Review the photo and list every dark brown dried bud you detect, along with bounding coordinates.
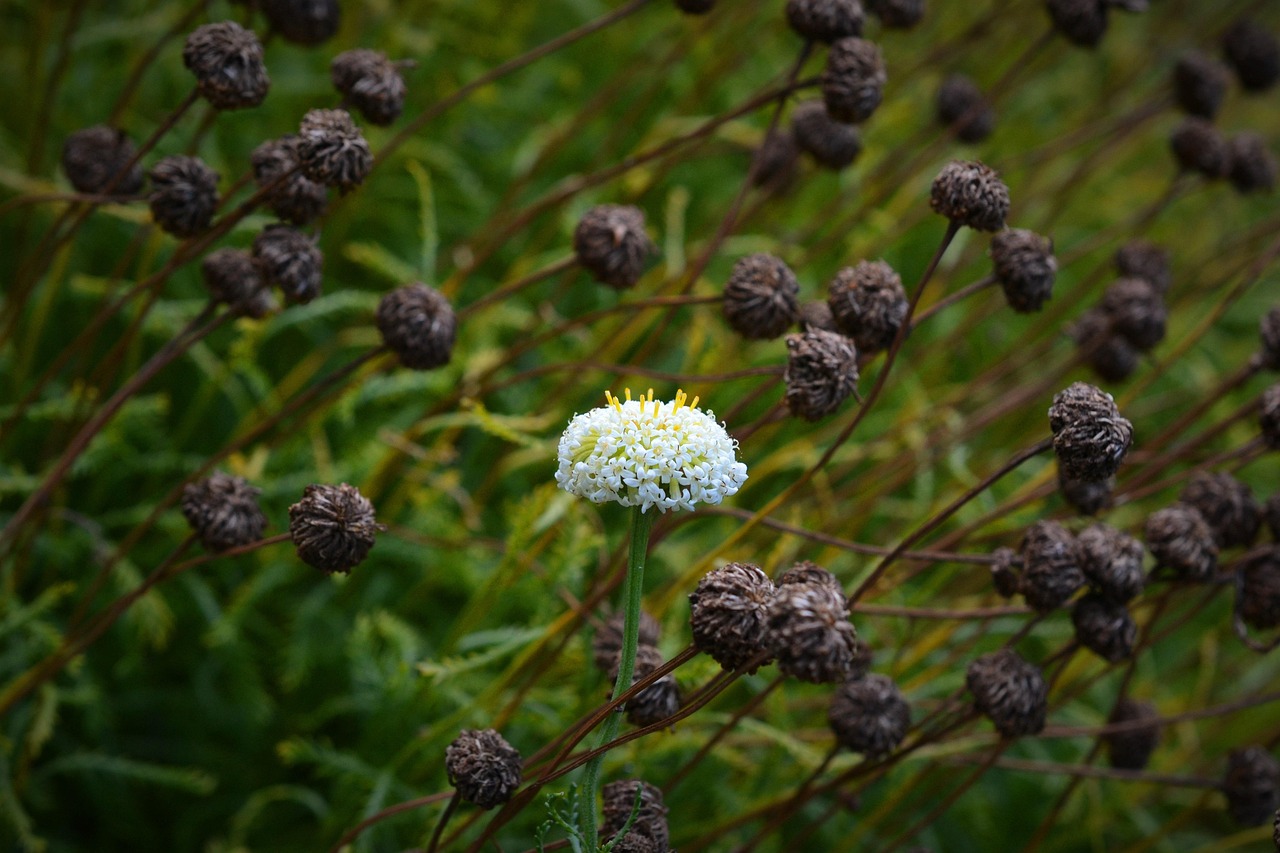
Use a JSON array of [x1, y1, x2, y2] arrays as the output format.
[[574, 204, 654, 290], [1071, 593, 1136, 661], [929, 160, 1010, 232], [1239, 547, 1280, 631], [784, 329, 860, 421], [180, 471, 268, 553], [1222, 18, 1280, 92], [723, 253, 800, 339], [1114, 239, 1171, 294], [675, 0, 716, 13], [1046, 0, 1107, 48], [776, 560, 843, 592], [1170, 117, 1231, 179], [253, 225, 323, 304], [183, 21, 269, 110], [1261, 384, 1280, 449], [610, 644, 681, 727], [792, 100, 862, 170], [1262, 308, 1280, 371], [250, 136, 328, 225], [827, 259, 907, 352], [866, 0, 924, 28], [990, 547, 1021, 598], [606, 833, 659, 853], [1180, 471, 1260, 549], [444, 728, 522, 809], [966, 648, 1048, 737], [602, 780, 669, 852], [61, 126, 144, 196], [799, 300, 839, 333], [766, 581, 858, 683], [593, 609, 662, 674], [201, 248, 272, 319], [1049, 382, 1133, 482], [1105, 699, 1159, 770], [1076, 523, 1145, 603], [1020, 520, 1084, 612], [376, 283, 457, 370], [1060, 470, 1115, 516], [1101, 277, 1166, 351], [288, 483, 380, 573], [828, 674, 911, 758], [296, 109, 372, 192], [148, 156, 219, 238], [1225, 746, 1280, 826], [689, 562, 775, 672], [935, 74, 995, 144], [1228, 132, 1278, 195], [1173, 51, 1230, 119], [751, 130, 801, 191], [261, 0, 341, 46], [1144, 504, 1218, 580], [1072, 308, 1140, 383], [331, 49, 406, 127], [990, 229, 1056, 312], [786, 0, 864, 42], [821, 38, 887, 124]]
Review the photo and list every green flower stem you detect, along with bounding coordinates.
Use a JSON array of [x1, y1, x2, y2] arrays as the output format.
[[581, 505, 655, 851]]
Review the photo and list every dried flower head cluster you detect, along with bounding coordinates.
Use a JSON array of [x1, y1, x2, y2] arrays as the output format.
[[180, 472, 267, 553], [251, 136, 329, 225], [688, 562, 775, 672], [296, 109, 373, 192], [767, 566, 859, 683], [182, 21, 269, 111], [602, 780, 669, 852], [331, 49, 407, 126], [444, 728, 522, 809], [929, 160, 1010, 232], [784, 329, 860, 421], [821, 38, 887, 123], [1144, 503, 1219, 581], [574, 204, 655, 289], [827, 259, 907, 353], [1048, 382, 1133, 483], [990, 229, 1056, 313], [827, 673, 911, 758], [722, 253, 800, 339], [148, 155, 219, 238], [967, 648, 1048, 737], [288, 483, 381, 574], [61, 126, 144, 196], [376, 283, 458, 370]]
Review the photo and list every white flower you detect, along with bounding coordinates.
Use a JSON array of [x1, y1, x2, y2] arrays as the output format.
[[555, 389, 749, 513]]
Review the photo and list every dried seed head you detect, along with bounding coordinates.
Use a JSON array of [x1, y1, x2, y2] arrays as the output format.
[[296, 109, 372, 192], [601, 780, 669, 852], [827, 259, 907, 352], [1072, 309, 1140, 383], [611, 644, 681, 727], [1101, 277, 1167, 351], [288, 483, 380, 573], [180, 471, 268, 553], [966, 648, 1048, 738], [990, 229, 1056, 313], [821, 37, 887, 123], [1114, 239, 1171, 294], [675, 0, 716, 13], [1261, 385, 1280, 449], [990, 547, 1021, 598], [593, 609, 662, 674], [376, 283, 457, 370], [1049, 382, 1134, 482], [1071, 593, 1137, 662], [1170, 117, 1231, 179], [785, 0, 865, 42], [250, 136, 328, 225], [751, 130, 801, 191], [606, 833, 659, 853], [573, 204, 654, 289], [1239, 547, 1280, 631], [201, 248, 272, 319], [1173, 51, 1230, 119], [183, 21, 269, 110], [935, 74, 995, 144], [444, 729, 522, 809], [1222, 18, 1280, 92], [776, 560, 843, 592], [799, 300, 839, 333], [828, 674, 911, 758], [1225, 746, 1280, 826], [261, 0, 341, 46], [1076, 523, 1145, 603], [253, 225, 323, 304], [1144, 503, 1218, 580], [722, 253, 800, 339], [61, 126, 144, 196], [1019, 520, 1084, 612], [1227, 132, 1278, 195], [689, 562, 775, 673], [784, 329, 860, 421], [1180, 471, 1260, 549], [1046, 0, 1108, 48], [929, 160, 1010, 232], [767, 581, 858, 683], [148, 156, 219, 239], [1060, 469, 1115, 516], [331, 49, 407, 126], [1261, 308, 1280, 371], [791, 100, 863, 170], [1105, 699, 1159, 770], [866, 0, 924, 29]]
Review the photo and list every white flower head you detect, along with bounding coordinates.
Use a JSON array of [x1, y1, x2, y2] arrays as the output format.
[[555, 388, 749, 513]]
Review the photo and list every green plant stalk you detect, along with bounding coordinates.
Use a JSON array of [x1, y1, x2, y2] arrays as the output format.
[[580, 505, 655, 851]]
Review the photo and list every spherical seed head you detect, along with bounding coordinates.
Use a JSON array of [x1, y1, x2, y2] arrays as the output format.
[[936, 74, 995, 144], [821, 37, 887, 124], [689, 562, 775, 673], [990, 547, 1021, 598], [444, 729, 522, 809], [866, 0, 925, 28], [776, 560, 843, 592], [606, 833, 659, 853], [593, 609, 662, 673], [1173, 51, 1230, 119], [253, 224, 323, 304], [250, 136, 329, 225], [1261, 385, 1280, 449], [1101, 277, 1167, 351], [1060, 469, 1115, 516], [1228, 132, 1278, 195], [201, 248, 272, 318], [296, 108, 372, 192], [610, 644, 681, 727], [766, 581, 858, 683], [930, 160, 1010, 232], [148, 155, 219, 239], [791, 100, 863, 170], [1170, 117, 1231, 179], [675, 0, 716, 13], [722, 253, 801, 340], [784, 329, 860, 421], [990, 229, 1056, 313], [966, 648, 1048, 738], [1071, 593, 1136, 662], [288, 483, 379, 573], [1114, 239, 1171, 294], [331, 49, 407, 126], [827, 259, 907, 352], [573, 204, 654, 289], [261, 0, 341, 46], [376, 283, 458, 370], [828, 673, 911, 758], [1072, 309, 1140, 383], [1048, 382, 1134, 482], [1076, 523, 1145, 603], [1105, 699, 1159, 770], [751, 129, 801, 191], [180, 471, 267, 553], [1045, 0, 1108, 48], [1240, 547, 1280, 631], [183, 21, 269, 110], [601, 780, 669, 852], [1261, 308, 1280, 371], [1222, 18, 1280, 92], [1143, 503, 1218, 580], [1225, 746, 1280, 826], [61, 126, 144, 196], [1019, 520, 1084, 612], [785, 0, 865, 42], [799, 300, 839, 333], [1180, 471, 1260, 549]]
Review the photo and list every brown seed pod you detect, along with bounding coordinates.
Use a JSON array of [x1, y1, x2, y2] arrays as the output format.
[[990, 547, 1021, 598], [376, 283, 457, 370], [1105, 699, 1160, 770], [182, 21, 269, 111], [1114, 239, 1171, 294], [1049, 382, 1134, 483], [1239, 547, 1280, 631], [296, 109, 373, 192], [990, 229, 1056, 312], [1227, 132, 1278, 195], [791, 100, 863, 170], [573, 204, 654, 289], [1045, 0, 1107, 48], [1060, 469, 1115, 516], [1180, 471, 1260, 549], [1019, 520, 1084, 612], [444, 729, 522, 809], [1222, 18, 1280, 92], [148, 156, 219, 239], [1072, 308, 1140, 383], [776, 560, 843, 592], [331, 49, 407, 126], [821, 37, 887, 124], [1071, 593, 1137, 662], [784, 329, 860, 421], [785, 0, 865, 43], [722, 253, 801, 339], [250, 136, 328, 225], [689, 562, 775, 673], [180, 471, 268, 553], [766, 581, 858, 683], [1144, 503, 1218, 580], [593, 609, 662, 674], [1261, 385, 1280, 449], [1076, 523, 1145, 604], [1224, 746, 1280, 826], [253, 225, 323, 304], [966, 648, 1048, 738], [929, 160, 1010, 232], [1173, 51, 1230, 119], [828, 674, 911, 758], [935, 74, 995, 144], [751, 130, 801, 191], [1101, 277, 1166, 352], [200, 249, 268, 318], [610, 644, 681, 728], [260, 0, 341, 46], [61, 126, 145, 196], [1170, 117, 1231, 179], [601, 780, 669, 852], [288, 483, 380, 574], [606, 832, 659, 853], [799, 300, 839, 333], [827, 259, 907, 353], [866, 0, 925, 29]]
